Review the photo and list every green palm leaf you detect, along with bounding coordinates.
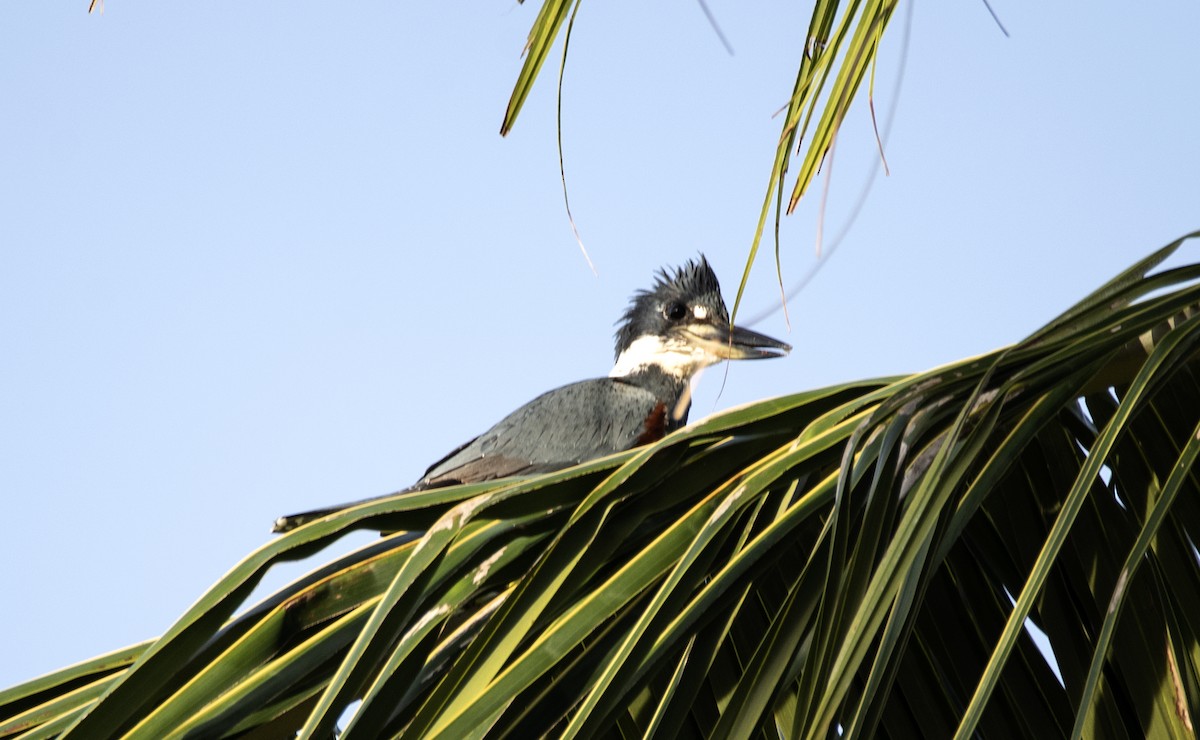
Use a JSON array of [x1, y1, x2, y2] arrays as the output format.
[[4, 232, 1199, 738], [499, 0, 899, 312]]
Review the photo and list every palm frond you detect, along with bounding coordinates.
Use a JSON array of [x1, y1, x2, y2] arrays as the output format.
[[499, 1, 899, 311], [4, 232, 1200, 739]]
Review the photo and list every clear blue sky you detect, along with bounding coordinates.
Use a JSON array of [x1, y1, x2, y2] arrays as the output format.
[[2, 2, 1198, 688]]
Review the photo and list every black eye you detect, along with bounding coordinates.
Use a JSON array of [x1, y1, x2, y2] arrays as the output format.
[[664, 302, 688, 321]]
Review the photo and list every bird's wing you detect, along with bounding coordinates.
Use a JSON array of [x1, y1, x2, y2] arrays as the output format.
[[419, 377, 665, 487], [272, 378, 667, 533]]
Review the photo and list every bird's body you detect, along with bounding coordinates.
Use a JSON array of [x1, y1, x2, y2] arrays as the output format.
[[272, 256, 788, 533]]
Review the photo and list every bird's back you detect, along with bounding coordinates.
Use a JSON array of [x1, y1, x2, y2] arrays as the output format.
[[418, 375, 684, 488]]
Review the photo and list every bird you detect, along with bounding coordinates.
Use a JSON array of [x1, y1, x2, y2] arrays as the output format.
[[271, 256, 790, 533]]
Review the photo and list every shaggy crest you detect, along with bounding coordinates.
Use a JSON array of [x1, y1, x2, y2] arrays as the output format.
[[613, 255, 729, 360]]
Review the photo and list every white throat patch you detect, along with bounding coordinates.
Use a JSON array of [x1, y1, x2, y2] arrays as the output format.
[[609, 334, 722, 379]]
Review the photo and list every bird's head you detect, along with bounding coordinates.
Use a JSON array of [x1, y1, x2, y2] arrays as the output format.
[[610, 255, 791, 379]]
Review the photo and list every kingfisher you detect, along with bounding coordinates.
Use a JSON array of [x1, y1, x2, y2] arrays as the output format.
[[272, 256, 789, 533]]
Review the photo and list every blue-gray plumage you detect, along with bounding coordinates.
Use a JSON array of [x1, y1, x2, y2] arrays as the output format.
[[272, 256, 789, 532], [418, 368, 682, 487]]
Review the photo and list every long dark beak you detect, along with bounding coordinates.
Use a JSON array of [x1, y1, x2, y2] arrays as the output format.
[[686, 322, 791, 361]]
